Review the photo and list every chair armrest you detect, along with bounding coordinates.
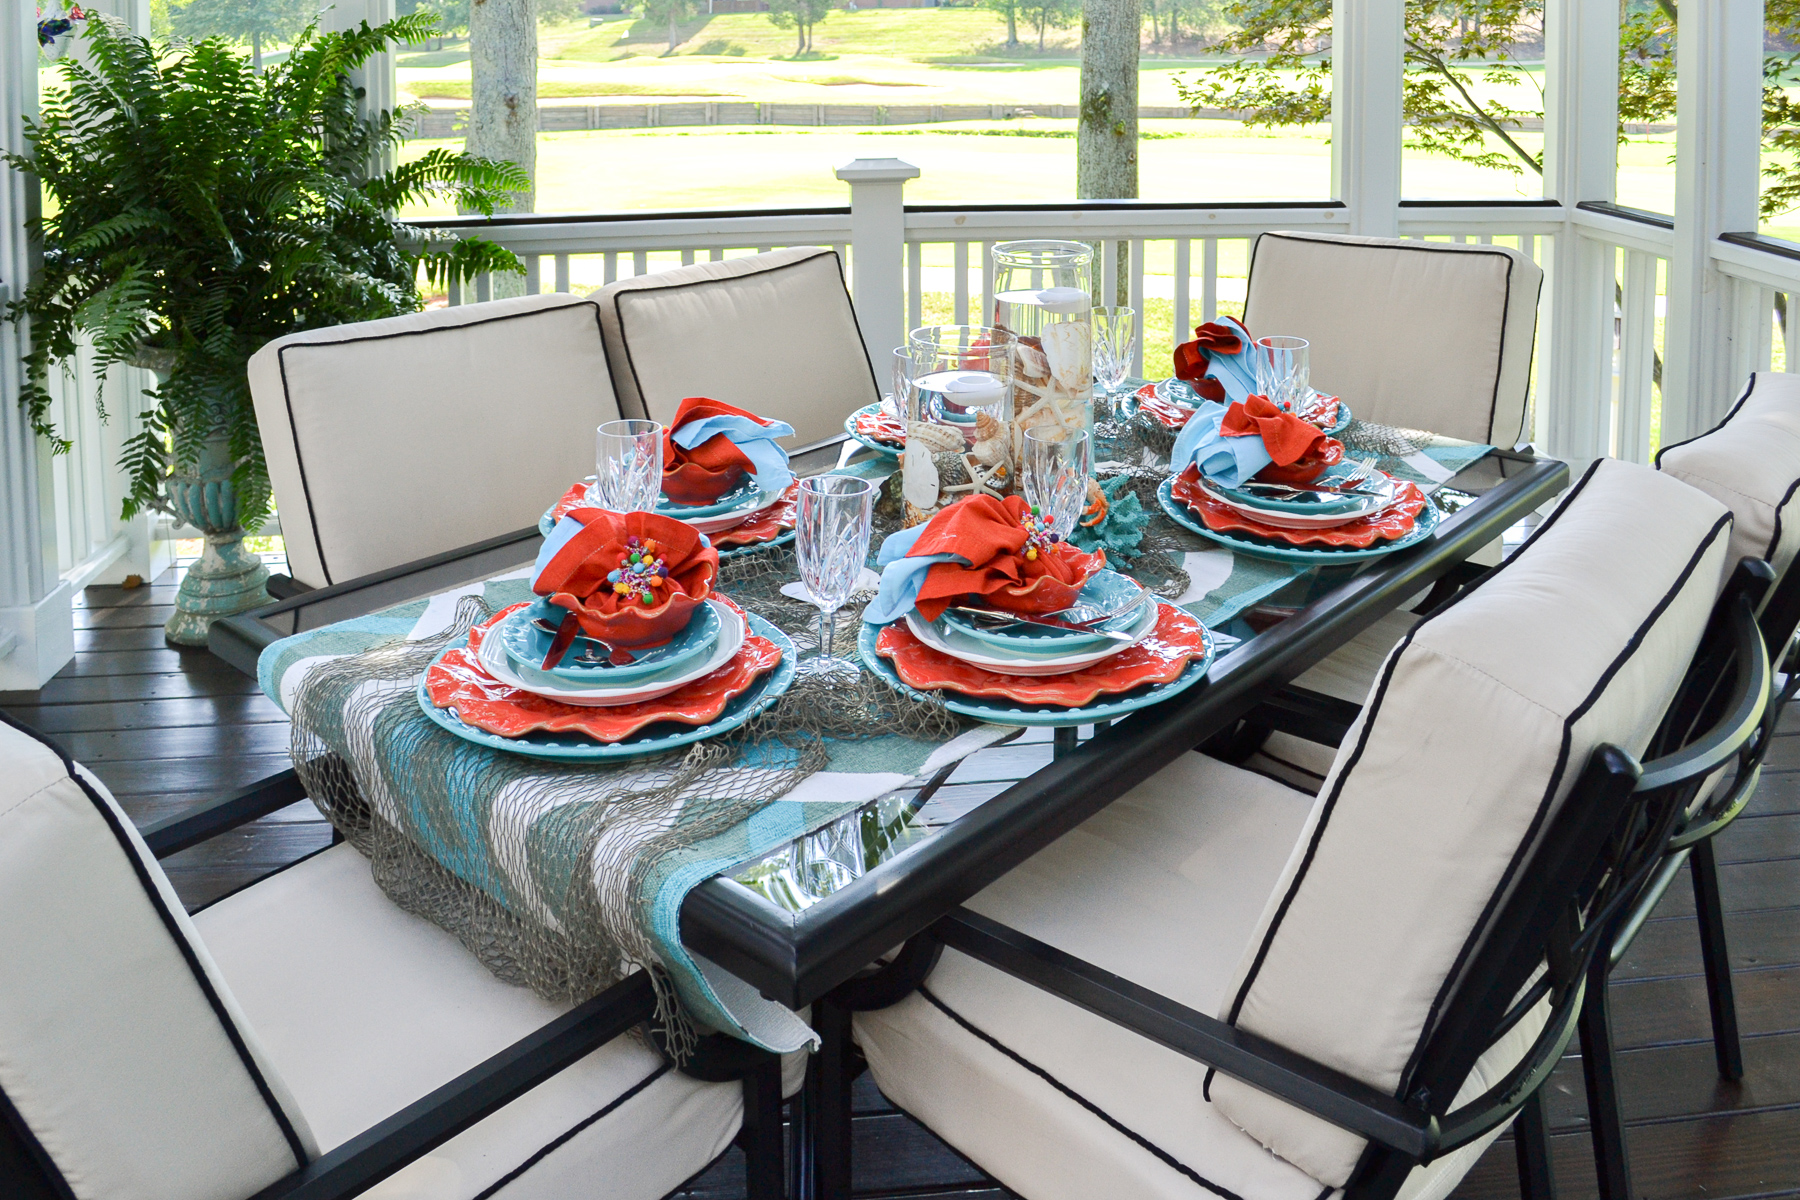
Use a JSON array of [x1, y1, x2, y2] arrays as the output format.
[[248, 971, 658, 1200], [932, 907, 1437, 1158], [265, 574, 315, 601], [141, 769, 309, 859]]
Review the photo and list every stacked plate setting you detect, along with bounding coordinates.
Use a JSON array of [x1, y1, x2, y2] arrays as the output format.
[[1192, 465, 1398, 531], [652, 477, 786, 536], [904, 570, 1154, 679], [481, 596, 746, 706]]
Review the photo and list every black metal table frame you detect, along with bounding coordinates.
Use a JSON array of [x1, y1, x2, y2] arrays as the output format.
[[210, 450, 1568, 1016]]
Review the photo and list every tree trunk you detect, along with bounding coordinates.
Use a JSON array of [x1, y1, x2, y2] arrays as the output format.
[[1078, 0, 1139, 200], [668, 9, 679, 50], [252, 29, 262, 72], [468, 0, 537, 296], [1006, 3, 1018, 46], [795, 22, 805, 53], [1036, 8, 1047, 50]]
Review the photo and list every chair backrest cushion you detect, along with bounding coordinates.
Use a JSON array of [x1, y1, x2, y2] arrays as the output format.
[[0, 714, 315, 1200], [1658, 371, 1800, 581], [1242, 232, 1543, 447], [1208, 458, 1730, 1186], [249, 294, 619, 589], [597, 247, 879, 451]]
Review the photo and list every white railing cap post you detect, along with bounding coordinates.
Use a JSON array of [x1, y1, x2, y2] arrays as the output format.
[[836, 159, 919, 378], [834, 158, 922, 184]]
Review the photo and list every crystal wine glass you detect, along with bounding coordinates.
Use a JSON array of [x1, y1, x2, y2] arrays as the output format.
[[797, 474, 876, 670], [1092, 306, 1138, 394], [1022, 426, 1091, 539], [590, 419, 664, 513], [1253, 336, 1311, 412]]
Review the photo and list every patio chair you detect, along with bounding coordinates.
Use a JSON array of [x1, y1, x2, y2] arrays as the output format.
[[833, 458, 1767, 1200], [1556, 369, 1800, 1200], [1242, 231, 1543, 448], [248, 294, 620, 592], [0, 712, 797, 1200], [594, 247, 880, 452]]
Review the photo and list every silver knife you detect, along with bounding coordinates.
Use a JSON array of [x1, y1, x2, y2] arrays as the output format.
[[945, 606, 1139, 643]]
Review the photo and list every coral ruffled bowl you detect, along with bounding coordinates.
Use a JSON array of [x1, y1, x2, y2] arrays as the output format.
[[974, 543, 1107, 618], [662, 460, 747, 506], [538, 509, 718, 649]]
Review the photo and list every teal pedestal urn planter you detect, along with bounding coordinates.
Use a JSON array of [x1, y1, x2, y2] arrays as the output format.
[[163, 433, 271, 646]]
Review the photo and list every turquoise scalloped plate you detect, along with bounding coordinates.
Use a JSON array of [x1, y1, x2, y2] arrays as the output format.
[[844, 403, 904, 460]]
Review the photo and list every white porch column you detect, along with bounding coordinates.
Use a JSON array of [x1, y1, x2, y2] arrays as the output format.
[[324, 0, 400, 167], [1661, 0, 1764, 442], [835, 158, 920, 372], [0, 0, 74, 690], [1539, 0, 1619, 462], [1331, 0, 1403, 236]]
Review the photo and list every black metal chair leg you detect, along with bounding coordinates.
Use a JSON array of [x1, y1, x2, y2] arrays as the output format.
[[1512, 1089, 1556, 1200], [740, 1053, 786, 1200], [801, 997, 855, 1200], [1690, 839, 1746, 1081], [1578, 959, 1633, 1200]]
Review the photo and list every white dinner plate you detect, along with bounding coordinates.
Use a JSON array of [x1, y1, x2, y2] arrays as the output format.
[[902, 600, 1157, 677], [476, 600, 745, 706]]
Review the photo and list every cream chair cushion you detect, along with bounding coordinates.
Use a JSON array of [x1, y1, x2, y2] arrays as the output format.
[[194, 843, 791, 1200], [1658, 371, 1800, 581], [855, 753, 1539, 1200], [1243, 232, 1543, 447], [249, 294, 619, 589], [1210, 458, 1730, 1184], [596, 247, 879, 451], [0, 715, 315, 1200]]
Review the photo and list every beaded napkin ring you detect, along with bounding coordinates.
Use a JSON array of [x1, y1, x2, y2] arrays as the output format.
[[1022, 506, 1061, 561], [606, 536, 672, 605]]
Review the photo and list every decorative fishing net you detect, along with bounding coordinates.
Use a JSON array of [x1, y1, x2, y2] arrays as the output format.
[[287, 583, 963, 1052]]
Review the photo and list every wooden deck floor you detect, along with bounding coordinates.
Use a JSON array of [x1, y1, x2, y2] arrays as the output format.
[[3, 569, 1798, 1200]]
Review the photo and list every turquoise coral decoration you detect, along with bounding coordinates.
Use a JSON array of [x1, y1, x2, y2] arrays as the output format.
[[1069, 474, 1151, 562]]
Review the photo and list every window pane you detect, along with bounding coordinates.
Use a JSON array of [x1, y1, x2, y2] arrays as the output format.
[[1761, 1, 1800, 240], [1617, 0, 1676, 215], [1399, 0, 1547, 200]]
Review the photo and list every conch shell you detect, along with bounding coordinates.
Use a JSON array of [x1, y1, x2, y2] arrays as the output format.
[[1040, 321, 1091, 391], [971, 411, 1010, 468], [906, 421, 965, 454]]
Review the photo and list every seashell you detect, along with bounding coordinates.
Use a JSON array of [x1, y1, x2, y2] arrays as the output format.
[[972, 436, 1009, 468], [934, 450, 970, 488], [906, 421, 965, 454], [974, 411, 1004, 443], [902, 440, 941, 509], [1040, 321, 1091, 392], [1015, 340, 1050, 382]]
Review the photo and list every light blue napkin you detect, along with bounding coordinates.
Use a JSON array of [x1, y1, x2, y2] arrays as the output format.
[[863, 523, 969, 625], [1169, 399, 1272, 489], [1200, 318, 1260, 406], [673, 412, 797, 493]]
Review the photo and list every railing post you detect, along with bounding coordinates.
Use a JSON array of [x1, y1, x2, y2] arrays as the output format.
[[1541, 0, 1619, 462], [0, 0, 74, 689], [1331, 0, 1402, 236], [1662, 0, 1764, 443], [835, 157, 920, 372]]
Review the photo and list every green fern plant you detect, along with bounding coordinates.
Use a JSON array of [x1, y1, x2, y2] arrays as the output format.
[[4, 12, 529, 530]]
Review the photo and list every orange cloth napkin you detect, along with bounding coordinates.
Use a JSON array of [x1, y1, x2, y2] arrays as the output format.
[[535, 508, 718, 647], [662, 397, 763, 504], [1221, 394, 1328, 468], [911, 495, 1105, 622], [1173, 321, 1249, 403]]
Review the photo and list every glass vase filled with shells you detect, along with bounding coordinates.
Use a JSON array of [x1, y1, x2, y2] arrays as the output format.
[[990, 240, 1094, 469], [899, 325, 1017, 527]]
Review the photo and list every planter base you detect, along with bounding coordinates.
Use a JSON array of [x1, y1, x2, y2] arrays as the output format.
[[166, 531, 271, 646]]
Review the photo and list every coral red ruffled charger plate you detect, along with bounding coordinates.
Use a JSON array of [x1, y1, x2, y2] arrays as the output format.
[[1171, 465, 1426, 549]]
